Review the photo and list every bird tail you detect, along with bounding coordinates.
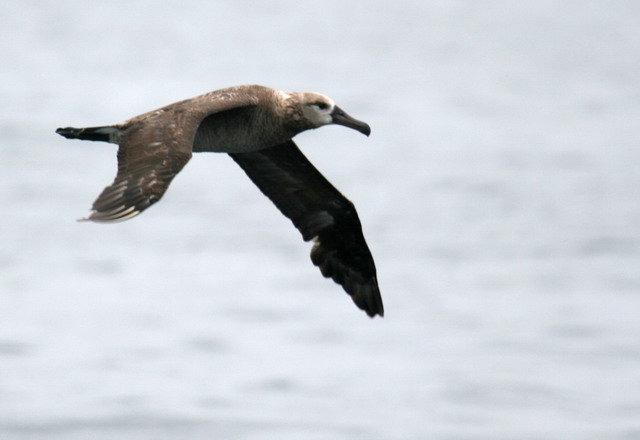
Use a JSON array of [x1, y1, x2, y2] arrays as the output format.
[[56, 125, 119, 143]]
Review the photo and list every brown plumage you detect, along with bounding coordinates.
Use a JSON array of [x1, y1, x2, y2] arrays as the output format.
[[56, 85, 383, 317]]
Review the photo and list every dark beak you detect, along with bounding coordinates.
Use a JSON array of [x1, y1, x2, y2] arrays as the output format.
[[331, 106, 371, 136]]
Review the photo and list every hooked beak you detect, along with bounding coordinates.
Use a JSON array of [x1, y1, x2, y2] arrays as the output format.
[[331, 106, 371, 136]]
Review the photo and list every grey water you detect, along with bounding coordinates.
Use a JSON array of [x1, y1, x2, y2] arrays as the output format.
[[1, 1, 640, 439]]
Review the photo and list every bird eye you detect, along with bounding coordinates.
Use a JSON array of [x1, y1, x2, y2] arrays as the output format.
[[315, 102, 328, 110]]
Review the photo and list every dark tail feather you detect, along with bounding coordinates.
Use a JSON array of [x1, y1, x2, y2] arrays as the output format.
[[56, 126, 118, 143]]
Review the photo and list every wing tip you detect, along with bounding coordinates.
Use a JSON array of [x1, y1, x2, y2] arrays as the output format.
[[310, 239, 384, 318], [354, 279, 385, 318], [78, 206, 142, 223]]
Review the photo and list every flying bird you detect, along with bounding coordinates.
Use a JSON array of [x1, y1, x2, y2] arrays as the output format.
[[56, 85, 383, 317]]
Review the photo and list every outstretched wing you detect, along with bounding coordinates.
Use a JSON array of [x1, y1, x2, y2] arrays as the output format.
[[230, 141, 383, 317], [85, 114, 193, 222], [86, 88, 261, 222]]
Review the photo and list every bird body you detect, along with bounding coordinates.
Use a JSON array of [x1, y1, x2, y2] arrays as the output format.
[[57, 85, 383, 317]]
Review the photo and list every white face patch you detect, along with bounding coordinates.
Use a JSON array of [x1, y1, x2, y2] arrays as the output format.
[[301, 93, 335, 127]]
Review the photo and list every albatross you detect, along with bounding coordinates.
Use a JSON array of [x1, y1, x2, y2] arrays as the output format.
[[56, 84, 383, 317]]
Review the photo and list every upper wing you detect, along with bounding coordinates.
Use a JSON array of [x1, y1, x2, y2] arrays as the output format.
[[86, 89, 260, 222], [85, 122, 192, 222], [230, 141, 383, 317]]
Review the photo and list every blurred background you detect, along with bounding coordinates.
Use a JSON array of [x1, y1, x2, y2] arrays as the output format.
[[1, 1, 639, 439]]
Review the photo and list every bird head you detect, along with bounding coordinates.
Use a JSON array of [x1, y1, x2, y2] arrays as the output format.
[[285, 91, 371, 136]]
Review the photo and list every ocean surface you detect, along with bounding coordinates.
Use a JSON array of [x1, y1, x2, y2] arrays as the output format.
[[1, 1, 639, 439]]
